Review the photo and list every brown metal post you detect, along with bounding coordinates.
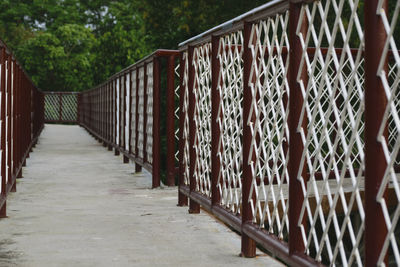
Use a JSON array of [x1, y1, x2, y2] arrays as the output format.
[[58, 92, 62, 122], [143, 64, 148, 165], [152, 57, 161, 188], [0, 47, 6, 217], [108, 82, 113, 150], [106, 83, 109, 142], [288, 2, 308, 255], [77, 93, 81, 125], [241, 22, 256, 258], [16, 65, 22, 180], [114, 79, 120, 156], [101, 87, 107, 140], [166, 55, 176, 186], [6, 54, 12, 192], [13, 63, 19, 182], [11, 58, 16, 186], [12, 62, 17, 182], [120, 75, 124, 152], [188, 45, 200, 214], [211, 35, 221, 206], [89, 92, 92, 130], [365, 0, 388, 266], [178, 52, 188, 206]]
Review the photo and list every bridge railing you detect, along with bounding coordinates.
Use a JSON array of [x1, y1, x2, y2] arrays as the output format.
[[44, 92, 79, 124], [177, 0, 400, 266], [79, 50, 180, 188], [0, 40, 45, 218]]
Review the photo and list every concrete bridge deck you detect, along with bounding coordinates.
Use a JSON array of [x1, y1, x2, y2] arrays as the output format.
[[0, 124, 283, 266]]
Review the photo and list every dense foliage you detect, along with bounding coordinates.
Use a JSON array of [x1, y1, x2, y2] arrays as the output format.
[[0, 0, 266, 91]]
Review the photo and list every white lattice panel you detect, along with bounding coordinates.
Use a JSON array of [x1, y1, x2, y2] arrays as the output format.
[[61, 94, 77, 122], [116, 79, 120, 145], [44, 94, 59, 121], [376, 1, 400, 266], [146, 63, 154, 164], [130, 70, 137, 154], [125, 73, 130, 151], [247, 12, 290, 238], [182, 52, 190, 186], [175, 63, 180, 163], [193, 43, 212, 196], [217, 31, 244, 214], [297, 1, 365, 266], [120, 76, 125, 146], [138, 67, 145, 159]]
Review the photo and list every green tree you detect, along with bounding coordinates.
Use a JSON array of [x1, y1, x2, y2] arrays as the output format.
[[136, 0, 267, 49], [0, 0, 282, 91], [18, 24, 96, 91]]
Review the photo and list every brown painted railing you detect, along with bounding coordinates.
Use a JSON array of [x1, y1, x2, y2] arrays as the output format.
[[75, 0, 400, 265], [176, 0, 400, 266], [2, 0, 399, 265], [44, 92, 79, 123], [0, 40, 45, 217], [79, 50, 180, 188]]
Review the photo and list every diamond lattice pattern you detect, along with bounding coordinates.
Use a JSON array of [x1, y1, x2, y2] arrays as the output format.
[[296, 1, 365, 266], [376, 0, 400, 266], [247, 11, 290, 239], [193, 43, 212, 197], [146, 63, 154, 164], [217, 31, 244, 214]]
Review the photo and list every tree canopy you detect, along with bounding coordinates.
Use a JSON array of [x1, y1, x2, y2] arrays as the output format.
[[0, 0, 266, 91]]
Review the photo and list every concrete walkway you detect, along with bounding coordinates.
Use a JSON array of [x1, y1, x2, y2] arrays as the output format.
[[0, 124, 284, 267]]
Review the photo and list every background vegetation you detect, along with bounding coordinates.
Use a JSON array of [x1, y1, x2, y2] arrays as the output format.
[[0, 0, 266, 91]]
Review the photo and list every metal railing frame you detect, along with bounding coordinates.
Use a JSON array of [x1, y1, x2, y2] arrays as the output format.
[[177, 0, 398, 266], [0, 39, 45, 218], [44, 91, 79, 124], [79, 50, 180, 188], [65, 0, 399, 265]]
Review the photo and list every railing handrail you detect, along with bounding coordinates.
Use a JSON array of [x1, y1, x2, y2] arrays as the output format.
[[44, 91, 79, 94], [0, 37, 45, 218], [83, 49, 180, 94], [79, 48, 180, 188]]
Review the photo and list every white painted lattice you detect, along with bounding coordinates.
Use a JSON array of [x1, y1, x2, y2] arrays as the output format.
[[116, 79, 120, 145], [174, 63, 180, 163], [297, 1, 365, 266], [137, 67, 145, 159], [44, 94, 59, 121], [130, 70, 137, 154], [125, 73, 130, 151], [120, 75, 125, 147], [376, 1, 400, 266], [193, 43, 212, 197], [60, 94, 78, 121], [45, 93, 78, 122], [182, 52, 190, 186], [146, 63, 154, 164], [247, 11, 290, 238], [217, 31, 244, 214]]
